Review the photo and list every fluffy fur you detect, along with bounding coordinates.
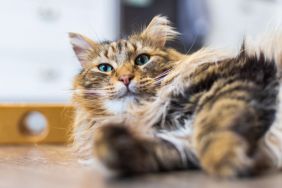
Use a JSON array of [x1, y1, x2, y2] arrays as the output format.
[[69, 15, 282, 178]]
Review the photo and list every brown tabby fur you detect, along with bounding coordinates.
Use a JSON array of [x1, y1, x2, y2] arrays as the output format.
[[69, 16, 282, 178]]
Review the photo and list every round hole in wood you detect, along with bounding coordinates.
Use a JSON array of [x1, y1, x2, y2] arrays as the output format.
[[20, 111, 48, 136]]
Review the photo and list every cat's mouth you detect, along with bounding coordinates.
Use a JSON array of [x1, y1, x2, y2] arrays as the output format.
[[119, 88, 136, 98], [115, 82, 138, 98], [116, 81, 154, 99]]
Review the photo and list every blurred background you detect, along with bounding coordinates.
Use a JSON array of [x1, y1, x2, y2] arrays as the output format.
[[0, 0, 281, 103]]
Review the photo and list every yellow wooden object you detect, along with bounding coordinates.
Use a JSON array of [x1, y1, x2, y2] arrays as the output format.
[[0, 104, 74, 144]]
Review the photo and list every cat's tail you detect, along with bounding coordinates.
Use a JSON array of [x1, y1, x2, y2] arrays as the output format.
[[241, 31, 282, 173], [243, 31, 282, 78], [257, 81, 282, 172], [257, 84, 282, 171], [246, 31, 282, 171]]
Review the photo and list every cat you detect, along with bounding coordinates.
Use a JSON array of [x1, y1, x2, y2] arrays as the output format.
[[69, 15, 282, 178]]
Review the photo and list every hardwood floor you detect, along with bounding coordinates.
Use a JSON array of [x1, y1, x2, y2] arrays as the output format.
[[0, 145, 281, 188]]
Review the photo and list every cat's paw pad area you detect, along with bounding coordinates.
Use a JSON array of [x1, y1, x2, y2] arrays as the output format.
[[93, 125, 153, 173], [199, 132, 253, 178]]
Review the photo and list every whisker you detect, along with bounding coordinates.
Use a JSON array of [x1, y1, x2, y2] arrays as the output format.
[[185, 35, 198, 55], [154, 68, 173, 79], [71, 88, 115, 93], [69, 86, 115, 90]]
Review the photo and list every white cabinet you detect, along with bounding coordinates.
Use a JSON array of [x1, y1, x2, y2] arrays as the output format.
[[0, 0, 120, 102]]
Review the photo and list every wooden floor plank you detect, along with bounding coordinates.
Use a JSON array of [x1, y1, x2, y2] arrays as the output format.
[[0, 146, 281, 188]]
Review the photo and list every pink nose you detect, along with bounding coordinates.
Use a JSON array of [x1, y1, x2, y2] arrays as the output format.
[[118, 75, 134, 86]]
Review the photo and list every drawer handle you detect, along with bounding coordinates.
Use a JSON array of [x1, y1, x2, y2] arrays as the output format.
[[20, 111, 48, 137]]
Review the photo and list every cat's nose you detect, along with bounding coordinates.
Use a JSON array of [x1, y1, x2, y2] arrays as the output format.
[[118, 74, 134, 86]]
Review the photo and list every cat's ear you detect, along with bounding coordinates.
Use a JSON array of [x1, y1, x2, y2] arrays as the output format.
[[141, 15, 179, 47], [68, 32, 99, 67]]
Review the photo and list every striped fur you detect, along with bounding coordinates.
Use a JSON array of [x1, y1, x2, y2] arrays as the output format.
[[70, 16, 183, 160], [69, 16, 282, 178]]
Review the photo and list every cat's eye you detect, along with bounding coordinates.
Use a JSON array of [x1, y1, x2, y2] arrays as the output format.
[[135, 54, 150, 66], [98, 63, 113, 72]]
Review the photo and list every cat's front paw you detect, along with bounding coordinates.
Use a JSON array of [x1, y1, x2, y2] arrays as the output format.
[[93, 124, 155, 174], [199, 132, 253, 178]]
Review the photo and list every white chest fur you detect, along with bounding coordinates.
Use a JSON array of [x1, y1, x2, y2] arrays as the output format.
[[103, 96, 136, 115]]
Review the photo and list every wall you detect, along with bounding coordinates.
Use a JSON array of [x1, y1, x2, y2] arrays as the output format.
[[0, 0, 120, 102]]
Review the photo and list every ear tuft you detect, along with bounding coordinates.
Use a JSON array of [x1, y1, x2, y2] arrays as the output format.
[[68, 32, 99, 67], [141, 15, 179, 47]]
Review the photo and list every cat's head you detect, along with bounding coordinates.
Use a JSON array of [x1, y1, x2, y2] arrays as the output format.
[[70, 16, 182, 115]]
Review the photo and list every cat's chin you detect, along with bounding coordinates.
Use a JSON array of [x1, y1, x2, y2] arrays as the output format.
[[119, 91, 136, 98], [104, 95, 137, 115], [116, 87, 138, 98]]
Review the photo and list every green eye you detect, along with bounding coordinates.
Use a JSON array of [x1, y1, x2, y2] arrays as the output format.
[[98, 63, 113, 72], [135, 54, 150, 66]]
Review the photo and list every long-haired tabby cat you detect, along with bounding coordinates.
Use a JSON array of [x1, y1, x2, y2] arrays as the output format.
[[69, 16, 282, 178]]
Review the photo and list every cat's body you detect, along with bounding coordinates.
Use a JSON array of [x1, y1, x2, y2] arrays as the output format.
[[69, 16, 282, 177]]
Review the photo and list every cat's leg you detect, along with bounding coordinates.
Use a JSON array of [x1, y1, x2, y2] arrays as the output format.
[[193, 89, 269, 177], [93, 124, 198, 174]]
